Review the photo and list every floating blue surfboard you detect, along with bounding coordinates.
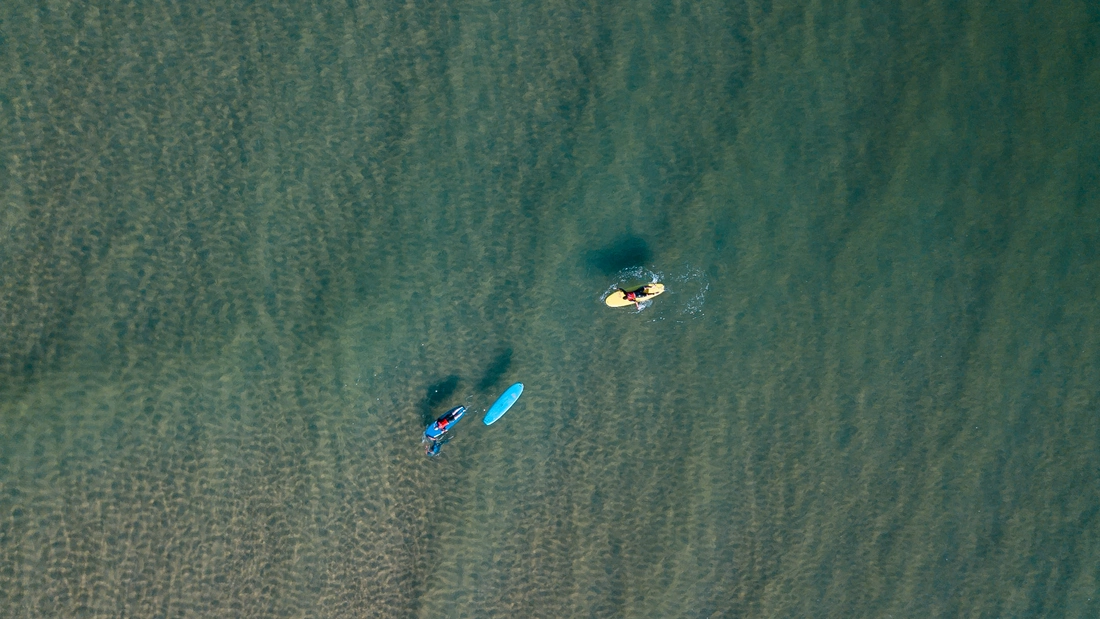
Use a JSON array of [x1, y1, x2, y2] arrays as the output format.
[[484, 383, 523, 425]]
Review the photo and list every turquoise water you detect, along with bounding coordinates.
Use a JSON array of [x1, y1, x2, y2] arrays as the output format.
[[2, 0, 1099, 616]]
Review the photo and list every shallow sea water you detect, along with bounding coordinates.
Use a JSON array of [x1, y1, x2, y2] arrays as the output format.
[[2, 0, 1099, 617]]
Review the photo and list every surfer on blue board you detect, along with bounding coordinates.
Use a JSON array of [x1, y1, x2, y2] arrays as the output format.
[[423, 405, 465, 457]]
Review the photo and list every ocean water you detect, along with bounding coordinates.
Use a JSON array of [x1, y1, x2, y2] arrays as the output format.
[[2, 0, 1099, 617]]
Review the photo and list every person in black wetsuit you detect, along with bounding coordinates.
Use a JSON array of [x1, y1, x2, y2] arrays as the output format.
[[620, 285, 649, 309], [424, 406, 464, 456], [436, 407, 462, 430]]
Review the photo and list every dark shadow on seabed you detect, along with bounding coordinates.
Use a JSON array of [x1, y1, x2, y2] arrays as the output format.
[[585, 235, 653, 276], [420, 374, 462, 427], [476, 347, 513, 392]]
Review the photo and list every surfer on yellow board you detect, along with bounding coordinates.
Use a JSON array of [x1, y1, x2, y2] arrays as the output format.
[[605, 283, 665, 309], [623, 288, 645, 309]]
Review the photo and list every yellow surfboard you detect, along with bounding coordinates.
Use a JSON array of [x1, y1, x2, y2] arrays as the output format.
[[605, 283, 665, 308]]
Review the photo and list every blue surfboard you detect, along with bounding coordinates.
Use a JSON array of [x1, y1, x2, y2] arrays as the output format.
[[484, 383, 523, 425]]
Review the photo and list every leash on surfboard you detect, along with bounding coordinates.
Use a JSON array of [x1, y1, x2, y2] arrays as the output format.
[[423, 433, 451, 457]]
